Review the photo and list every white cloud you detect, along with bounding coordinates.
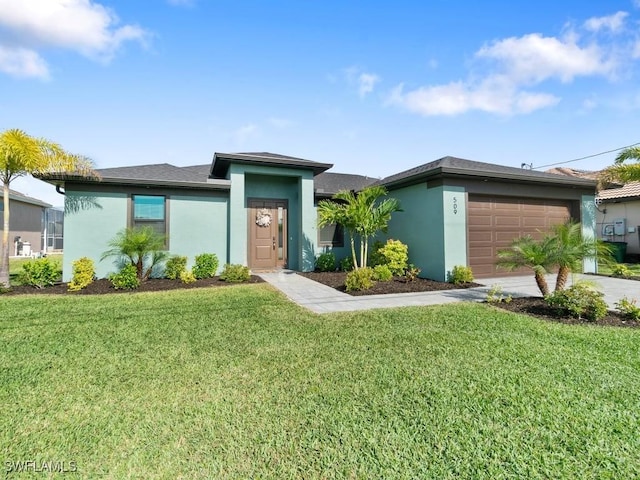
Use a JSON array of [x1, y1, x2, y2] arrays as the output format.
[[584, 11, 628, 32], [390, 14, 632, 117], [0, 46, 49, 79], [344, 66, 380, 97], [0, 0, 148, 78]]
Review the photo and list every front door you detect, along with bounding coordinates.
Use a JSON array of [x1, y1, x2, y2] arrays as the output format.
[[248, 199, 287, 270]]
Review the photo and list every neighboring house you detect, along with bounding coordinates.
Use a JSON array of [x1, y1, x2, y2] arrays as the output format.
[[547, 167, 639, 259], [39, 152, 597, 282], [0, 189, 51, 256]]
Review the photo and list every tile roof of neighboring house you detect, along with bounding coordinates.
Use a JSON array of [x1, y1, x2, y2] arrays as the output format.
[[210, 152, 333, 178], [378, 156, 597, 188], [597, 181, 640, 200], [314, 172, 378, 196], [545, 167, 600, 180], [0, 189, 51, 208]]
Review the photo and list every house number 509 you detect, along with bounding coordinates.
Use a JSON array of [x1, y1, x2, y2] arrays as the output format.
[[453, 197, 458, 215]]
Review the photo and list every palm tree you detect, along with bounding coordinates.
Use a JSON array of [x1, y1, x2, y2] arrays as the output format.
[[548, 220, 614, 291], [600, 146, 640, 186], [0, 129, 96, 286], [496, 234, 556, 296], [101, 226, 168, 280], [317, 186, 401, 269]]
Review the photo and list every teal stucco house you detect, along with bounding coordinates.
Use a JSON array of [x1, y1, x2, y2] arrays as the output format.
[[40, 152, 598, 282]]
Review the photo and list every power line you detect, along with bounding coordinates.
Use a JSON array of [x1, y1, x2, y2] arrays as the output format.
[[532, 141, 640, 170]]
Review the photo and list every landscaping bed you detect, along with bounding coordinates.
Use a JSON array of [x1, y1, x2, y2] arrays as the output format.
[[490, 296, 639, 328], [299, 271, 480, 296], [3, 276, 264, 295]]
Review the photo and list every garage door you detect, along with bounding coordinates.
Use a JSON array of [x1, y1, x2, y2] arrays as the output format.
[[468, 195, 572, 278]]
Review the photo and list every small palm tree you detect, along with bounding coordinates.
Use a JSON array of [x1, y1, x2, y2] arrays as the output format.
[[600, 146, 640, 186], [548, 221, 614, 291], [317, 186, 401, 269], [496, 234, 556, 296], [101, 226, 168, 280]]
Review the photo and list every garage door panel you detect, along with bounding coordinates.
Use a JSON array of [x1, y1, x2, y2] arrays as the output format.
[[468, 195, 571, 278]]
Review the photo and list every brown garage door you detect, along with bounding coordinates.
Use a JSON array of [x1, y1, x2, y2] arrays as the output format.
[[468, 195, 572, 278]]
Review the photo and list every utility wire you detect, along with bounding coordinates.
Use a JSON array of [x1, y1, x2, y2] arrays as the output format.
[[532, 141, 640, 170]]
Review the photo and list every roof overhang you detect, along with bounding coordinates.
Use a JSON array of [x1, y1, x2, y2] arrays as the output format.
[[36, 173, 231, 191], [210, 152, 333, 178]]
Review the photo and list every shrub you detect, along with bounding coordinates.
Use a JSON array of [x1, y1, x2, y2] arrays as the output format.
[[615, 297, 640, 320], [404, 264, 421, 282], [109, 264, 140, 290], [220, 264, 250, 283], [345, 267, 374, 292], [17, 258, 61, 288], [165, 255, 187, 280], [316, 252, 336, 272], [340, 256, 355, 272], [545, 282, 608, 321], [374, 239, 408, 276], [68, 257, 95, 292], [448, 265, 474, 284], [368, 240, 386, 267], [611, 263, 632, 278], [372, 264, 393, 282], [486, 285, 512, 304], [192, 253, 219, 279], [179, 270, 197, 284], [101, 226, 168, 280]]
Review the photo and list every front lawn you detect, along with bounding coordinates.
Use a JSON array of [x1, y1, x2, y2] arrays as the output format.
[[2, 285, 639, 478]]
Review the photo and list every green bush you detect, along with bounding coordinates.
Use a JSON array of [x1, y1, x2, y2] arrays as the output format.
[[68, 257, 95, 292], [109, 264, 140, 290], [345, 267, 374, 292], [315, 252, 336, 272], [404, 264, 421, 282], [101, 226, 168, 281], [368, 240, 386, 267], [545, 283, 608, 321], [179, 270, 197, 284], [611, 263, 632, 278], [220, 264, 250, 283], [486, 285, 512, 304], [165, 255, 187, 280], [192, 253, 219, 279], [17, 258, 61, 288], [615, 297, 640, 320], [448, 265, 474, 284], [372, 264, 393, 282], [374, 239, 408, 276], [340, 256, 355, 272]]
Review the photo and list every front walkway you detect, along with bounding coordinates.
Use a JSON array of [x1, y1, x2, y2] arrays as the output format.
[[258, 271, 639, 314]]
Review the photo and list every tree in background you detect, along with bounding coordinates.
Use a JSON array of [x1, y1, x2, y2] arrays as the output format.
[[0, 129, 96, 286], [600, 146, 640, 186], [317, 186, 401, 269]]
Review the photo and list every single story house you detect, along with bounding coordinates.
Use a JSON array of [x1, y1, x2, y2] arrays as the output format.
[[39, 152, 598, 282], [0, 189, 51, 256]]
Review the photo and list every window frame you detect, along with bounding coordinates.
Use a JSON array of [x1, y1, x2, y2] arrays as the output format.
[[129, 194, 170, 248], [318, 222, 344, 248]]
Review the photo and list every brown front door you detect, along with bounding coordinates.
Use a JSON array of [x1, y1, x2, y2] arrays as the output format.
[[248, 199, 287, 270]]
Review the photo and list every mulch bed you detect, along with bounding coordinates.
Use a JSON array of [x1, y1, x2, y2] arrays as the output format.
[[490, 296, 639, 328], [299, 271, 480, 296], [2, 276, 264, 296]]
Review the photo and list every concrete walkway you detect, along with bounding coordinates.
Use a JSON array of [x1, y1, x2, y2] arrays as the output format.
[[258, 270, 640, 314]]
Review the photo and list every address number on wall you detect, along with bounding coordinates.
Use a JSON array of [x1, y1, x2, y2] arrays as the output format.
[[453, 197, 458, 215]]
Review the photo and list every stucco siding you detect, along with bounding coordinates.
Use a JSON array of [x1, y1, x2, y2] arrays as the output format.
[[597, 199, 640, 255]]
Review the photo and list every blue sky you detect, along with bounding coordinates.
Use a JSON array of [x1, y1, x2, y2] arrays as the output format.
[[2, 0, 640, 206]]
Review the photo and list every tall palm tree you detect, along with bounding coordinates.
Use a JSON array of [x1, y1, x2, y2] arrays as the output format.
[[0, 129, 96, 286], [600, 146, 640, 186], [548, 221, 613, 291], [317, 186, 401, 269], [496, 234, 556, 296]]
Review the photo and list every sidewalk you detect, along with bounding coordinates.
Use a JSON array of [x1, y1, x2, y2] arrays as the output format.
[[258, 271, 639, 314]]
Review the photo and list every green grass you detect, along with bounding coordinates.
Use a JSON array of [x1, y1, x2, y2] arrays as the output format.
[[598, 262, 640, 277], [2, 285, 640, 478]]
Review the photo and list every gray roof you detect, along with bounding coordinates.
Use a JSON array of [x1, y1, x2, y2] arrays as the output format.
[[314, 172, 378, 196], [0, 189, 51, 208], [211, 152, 332, 178], [96, 163, 212, 183], [378, 156, 598, 188]]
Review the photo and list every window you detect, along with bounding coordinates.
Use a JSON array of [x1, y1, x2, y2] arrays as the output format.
[[132, 195, 166, 237], [318, 223, 344, 247]]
